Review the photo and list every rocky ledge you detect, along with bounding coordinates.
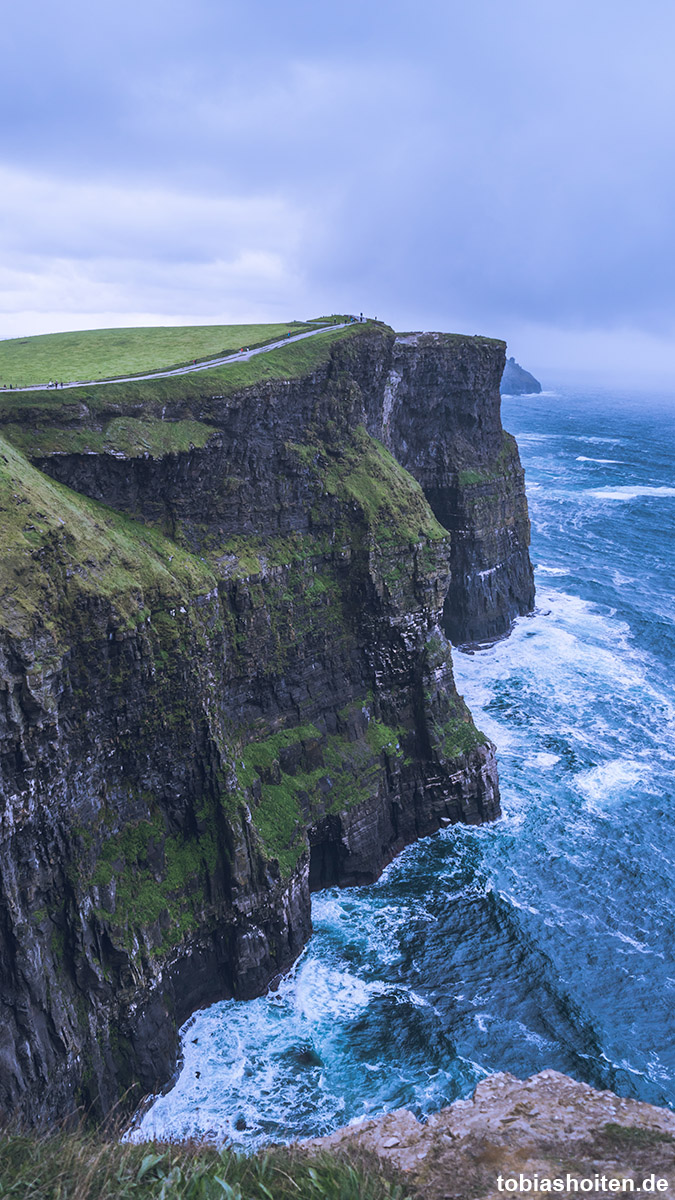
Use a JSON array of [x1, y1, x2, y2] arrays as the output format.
[[306, 1070, 675, 1200], [0, 320, 533, 1123]]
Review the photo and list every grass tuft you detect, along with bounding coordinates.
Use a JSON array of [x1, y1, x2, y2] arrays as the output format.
[[0, 1126, 413, 1199]]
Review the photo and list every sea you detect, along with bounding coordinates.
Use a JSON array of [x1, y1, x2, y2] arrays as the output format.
[[133, 379, 675, 1148]]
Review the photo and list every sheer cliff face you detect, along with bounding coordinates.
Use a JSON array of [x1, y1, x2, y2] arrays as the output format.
[[0, 323, 531, 1123], [369, 333, 535, 644]]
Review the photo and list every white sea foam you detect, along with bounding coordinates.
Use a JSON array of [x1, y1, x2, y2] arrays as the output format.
[[577, 436, 624, 445], [588, 485, 675, 501], [514, 433, 563, 443], [575, 456, 622, 463], [293, 960, 384, 1022], [453, 587, 675, 792], [131, 953, 400, 1146], [612, 570, 637, 586], [612, 930, 651, 954], [525, 751, 561, 768], [575, 759, 646, 806]]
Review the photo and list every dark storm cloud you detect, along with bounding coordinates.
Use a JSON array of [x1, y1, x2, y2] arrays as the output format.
[[3, 0, 675, 357]]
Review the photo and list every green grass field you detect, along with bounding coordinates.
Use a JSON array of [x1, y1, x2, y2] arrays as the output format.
[[0, 322, 375, 434], [0, 322, 324, 388]]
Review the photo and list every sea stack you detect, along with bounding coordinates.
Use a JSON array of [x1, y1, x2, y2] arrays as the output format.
[[501, 356, 542, 395]]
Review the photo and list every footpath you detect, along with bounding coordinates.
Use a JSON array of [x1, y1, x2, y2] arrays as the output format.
[[4, 320, 355, 393]]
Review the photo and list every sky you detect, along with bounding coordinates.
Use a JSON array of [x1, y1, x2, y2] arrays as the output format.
[[3, 0, 675, 379]]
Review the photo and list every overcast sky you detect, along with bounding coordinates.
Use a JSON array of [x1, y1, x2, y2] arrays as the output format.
[[3, 0, 675, 378]]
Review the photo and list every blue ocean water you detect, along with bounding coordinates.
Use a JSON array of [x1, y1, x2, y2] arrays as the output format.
[[134, 382, 675, 1148]]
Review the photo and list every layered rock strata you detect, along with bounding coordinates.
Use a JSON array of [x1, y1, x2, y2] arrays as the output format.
[[0, 321, 531, 1123]]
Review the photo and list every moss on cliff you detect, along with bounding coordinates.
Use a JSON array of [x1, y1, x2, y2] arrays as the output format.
[[293, 426, 446, 549], [457, 432, 522, 489], [233, 711, 407, 877], [90, 813, 219, 952]]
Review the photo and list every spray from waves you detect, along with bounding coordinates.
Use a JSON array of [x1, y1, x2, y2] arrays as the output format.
[[455, 581, 675, 789], [132, 954, 392, 1147]]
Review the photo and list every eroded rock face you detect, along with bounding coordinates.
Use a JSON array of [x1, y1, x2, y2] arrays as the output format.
[[305, 1070, 675, 1200], [0, 323, 528, 1123]]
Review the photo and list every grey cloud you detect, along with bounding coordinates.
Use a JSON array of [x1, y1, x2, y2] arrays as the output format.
[[3, 0, 675, 357]]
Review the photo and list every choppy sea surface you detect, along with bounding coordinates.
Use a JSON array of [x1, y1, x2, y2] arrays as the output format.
[[134, 381, 675, 1148]]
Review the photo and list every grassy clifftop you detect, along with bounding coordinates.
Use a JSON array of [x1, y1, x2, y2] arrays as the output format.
[[0, 321, 379, 436], [0, 321, 329, 388]]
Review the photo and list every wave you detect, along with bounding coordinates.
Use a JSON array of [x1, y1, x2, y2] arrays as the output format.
[[577, 436, 625, 445], [575, 456, 623, 464], [588, 485, 675, 501], [574, 758, 647, 807]]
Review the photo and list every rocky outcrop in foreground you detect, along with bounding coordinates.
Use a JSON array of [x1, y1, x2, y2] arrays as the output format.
[[306, 1071, 675, 1200], [501, 356, 542, 395]]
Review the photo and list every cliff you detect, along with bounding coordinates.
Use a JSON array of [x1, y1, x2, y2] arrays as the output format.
[[501, 355, 542, 395], [0, 321, 533, 1123]]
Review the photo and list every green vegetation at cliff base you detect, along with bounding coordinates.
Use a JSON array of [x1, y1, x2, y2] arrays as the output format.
[[235, 711, 407, 877], [0, 1129, 412, 1200]]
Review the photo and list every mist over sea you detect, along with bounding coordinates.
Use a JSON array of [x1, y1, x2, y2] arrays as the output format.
[[135, 381, 675, 1148]]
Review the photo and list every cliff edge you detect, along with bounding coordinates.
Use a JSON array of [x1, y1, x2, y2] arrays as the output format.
[[306, 1070, 675, 1200], [0, 321, 533, 1123]]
